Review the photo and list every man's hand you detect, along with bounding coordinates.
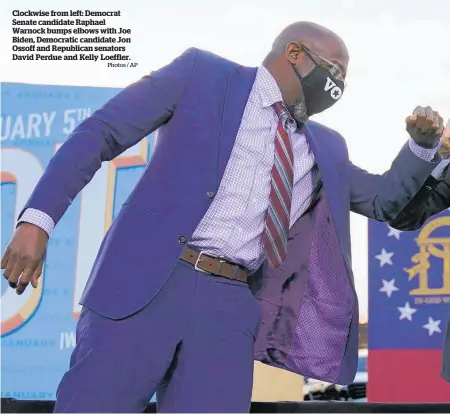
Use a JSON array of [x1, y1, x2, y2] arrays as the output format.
[[439, 120, 450, 159], [406, 106, 444, 149], [1, 223, 48, 295]]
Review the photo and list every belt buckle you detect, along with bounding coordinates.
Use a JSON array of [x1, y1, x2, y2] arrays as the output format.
[[194, 251, 211, 274], [230, 265, 239, 280]]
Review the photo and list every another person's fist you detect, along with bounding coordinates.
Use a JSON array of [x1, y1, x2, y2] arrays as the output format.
[[406, 106, 444, 148], [439, 120, 450, 159]]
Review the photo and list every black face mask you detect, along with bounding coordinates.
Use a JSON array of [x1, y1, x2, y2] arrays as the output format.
[[292, 63, 345, 116]]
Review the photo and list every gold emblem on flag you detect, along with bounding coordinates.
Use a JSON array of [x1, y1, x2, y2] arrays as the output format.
[[403, 216, 450, 304]]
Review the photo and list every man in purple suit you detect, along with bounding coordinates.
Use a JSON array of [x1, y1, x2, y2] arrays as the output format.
[[1, 21, 446, 412]]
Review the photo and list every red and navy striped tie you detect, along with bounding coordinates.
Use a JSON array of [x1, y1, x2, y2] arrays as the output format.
[[264, 102, 294, 268]]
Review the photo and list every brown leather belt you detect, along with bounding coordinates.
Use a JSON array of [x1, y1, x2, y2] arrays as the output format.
[[180, 247, 249, 283]]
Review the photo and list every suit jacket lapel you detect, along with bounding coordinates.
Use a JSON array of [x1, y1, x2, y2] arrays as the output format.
[[217, 66, 257, 183]]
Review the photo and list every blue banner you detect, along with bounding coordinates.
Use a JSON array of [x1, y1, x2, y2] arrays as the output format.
[[1, 82, 156, 400]]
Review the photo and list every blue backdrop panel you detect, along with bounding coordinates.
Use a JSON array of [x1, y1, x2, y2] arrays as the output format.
[[1, 82, 156, 400]]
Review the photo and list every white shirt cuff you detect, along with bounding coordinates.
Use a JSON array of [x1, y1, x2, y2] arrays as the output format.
[[408, 137, 440, 162], [431, 158, 450, 179], [18, 208, 55, 237]]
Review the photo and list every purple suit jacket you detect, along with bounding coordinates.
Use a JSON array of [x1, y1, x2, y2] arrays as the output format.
[[21, 48, 439, 384]]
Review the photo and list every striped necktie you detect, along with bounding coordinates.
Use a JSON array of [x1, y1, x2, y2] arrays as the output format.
[[263, 102, 294, 268]]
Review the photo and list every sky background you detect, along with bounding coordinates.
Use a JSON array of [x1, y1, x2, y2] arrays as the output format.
[[2, 0, 450, 319]]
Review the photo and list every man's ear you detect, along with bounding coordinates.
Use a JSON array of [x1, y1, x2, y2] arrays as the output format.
[[285, 42, 304, 65]]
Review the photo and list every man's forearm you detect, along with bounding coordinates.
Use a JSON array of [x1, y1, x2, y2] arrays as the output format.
[[350, 137, 441, 220], [17, 48, 197, 231], [390, 171, 450, 231]]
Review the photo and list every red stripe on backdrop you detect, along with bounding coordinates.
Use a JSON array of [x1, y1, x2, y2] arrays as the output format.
[[368, 350, 450, 402]]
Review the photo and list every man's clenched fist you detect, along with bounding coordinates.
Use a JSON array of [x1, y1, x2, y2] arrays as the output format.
[[406, 106, 444, 149]]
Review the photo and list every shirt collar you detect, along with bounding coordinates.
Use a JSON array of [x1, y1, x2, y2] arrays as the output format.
[[256, 66, 283, 108], [257, 66, 297, 130]]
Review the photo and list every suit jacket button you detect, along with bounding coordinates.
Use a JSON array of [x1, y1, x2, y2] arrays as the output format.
[[207, 191, 215, 198], [178, 236, 187, 244]]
